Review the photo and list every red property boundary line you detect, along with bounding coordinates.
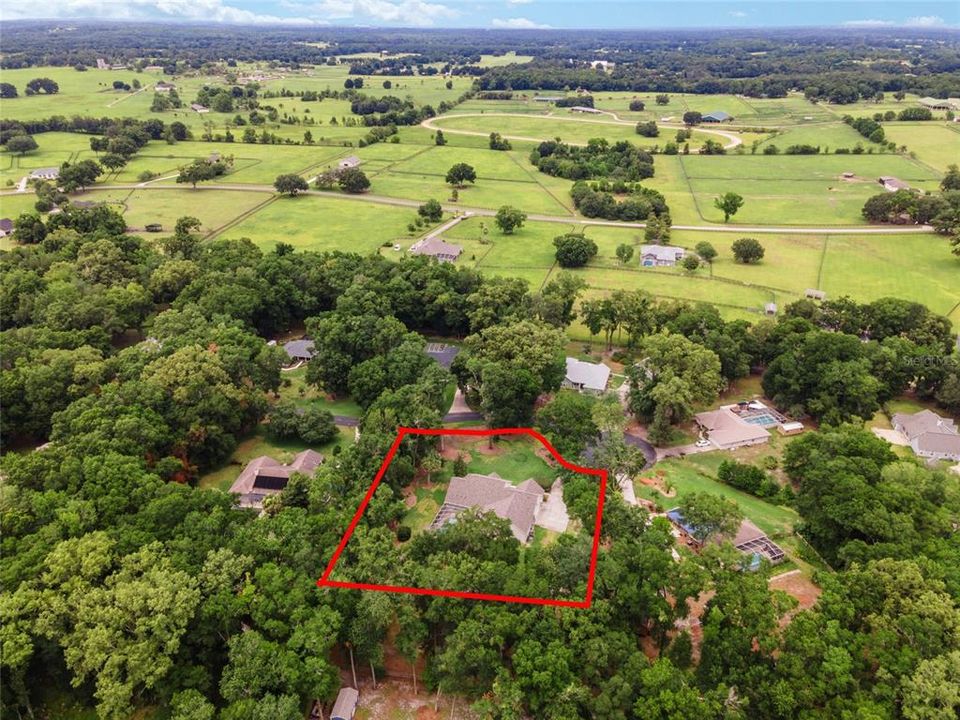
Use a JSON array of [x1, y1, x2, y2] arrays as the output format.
[[317, 427, 607, 608]]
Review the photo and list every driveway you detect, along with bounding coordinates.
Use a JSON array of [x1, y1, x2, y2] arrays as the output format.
[[616, 473, 638, 506], [872, 427, 909, 446], [624, 433, 657, 468], [535, 478, 570, 533]]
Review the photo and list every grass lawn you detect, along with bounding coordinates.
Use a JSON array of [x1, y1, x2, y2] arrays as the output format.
[[277, 366, 364, 417], [637, 457, 799, 538], [402, 485, 447, 534], [756, 122, 879, 152], [199, 425, 353, 492], [457, 436, 558, 489], [679, 153, 942, 225], [881, 123, 960, 172], [221, 194, 420, 252], [430, 112, 715, 149]]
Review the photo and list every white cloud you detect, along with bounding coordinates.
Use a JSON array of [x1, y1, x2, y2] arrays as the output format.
[[507, 0, 534, 5], [0, 0, 317, 23], [311, 0, 457, 25], [491, 17, 551, 29], [0, 0, 458, 25], [729, 11, 747, 18], [905, 15, 945, 27], [843, 15, 947, 28]]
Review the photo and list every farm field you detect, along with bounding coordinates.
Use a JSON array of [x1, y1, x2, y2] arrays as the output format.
[[678, 153, 942, 225], [755, 122, 879, 151], [220, 194, 425, 252], [881, 123, 960, 171]]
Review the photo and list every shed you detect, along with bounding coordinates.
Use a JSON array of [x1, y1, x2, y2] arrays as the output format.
[[804, 289, 826, 301], [702, 111, 732, 123], [878, 176, 910, 192], [764, 302, 777, 315], [778, 421, 805, 436], [331, 687, 359, 720], [338, 155, 361, 169], [570, 106, 602, 114], [190, 103, 210, 113]]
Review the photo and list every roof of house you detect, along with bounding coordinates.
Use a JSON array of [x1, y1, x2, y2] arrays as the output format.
[[879, 176, 910, 190], [0, 218, 13, 232], [919, 97, 960, 108], [331, 687, 359, 720], [565, 357, 611, 391], [731, 518, 766, 546], [190, 103, 209, 111], [640, 244, 685, 262], [229, 450, 324, 507], [695, 406, 771, 447], [283, 339, 315, 360], [805, 288, 826, 299], [765, 302, 777, 313], [703, 111, 731, 121], [409, 236, 463, 259], [339, 155, 361, 167], [892, 409, 957, 440], [915, 432, 960, 457], [30, 167, 60, 177], [438, 473, 542, 543]]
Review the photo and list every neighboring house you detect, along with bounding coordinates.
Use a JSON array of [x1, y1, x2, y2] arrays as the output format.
[[702, 111, 732, 122], [29, 167, 60, 181], [640, 244, 685, 267], [154, 81, 176, 92], [229, 450, 324, 510], [283, 339, 315, 365], [666, 509, 785, 565], [918, 97, 960, 111], [804, 288, 826, 301], [429, 473, 543, 543], [330, 687, 359, 720], [878, 175, 910, 192], [338, 155, 361, 169], [563, 357, 611, 394], [190, 103, 210, 113], [409, 236, 463, 262], [570, 106, 603, 114], [892, 409, 960, 461], [590, 60, 615, 71], [764, 302, 777, 316], [425, 342, 460, 369], [0, 218, 13, 237], [695, 406, 771, 450]]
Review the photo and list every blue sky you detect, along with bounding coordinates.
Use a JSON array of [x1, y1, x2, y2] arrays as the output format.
[[2, 1, 958, 29]]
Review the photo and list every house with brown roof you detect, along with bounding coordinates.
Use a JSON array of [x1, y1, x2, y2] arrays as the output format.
[[229, 450, 324, 510], [892, 409, 960, 461], [409, 236, 462, 262], [695, 405, 771, 450], [666, 510, 785, 566], [429, 473, 543, 543]]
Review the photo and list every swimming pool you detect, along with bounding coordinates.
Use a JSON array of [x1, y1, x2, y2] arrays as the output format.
[[742, 412, 780, 426]]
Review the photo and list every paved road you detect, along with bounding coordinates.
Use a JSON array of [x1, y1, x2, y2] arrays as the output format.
[[421, 112, 744, 150], [13, 183, 935, 235], [624, 433, 658, 468]]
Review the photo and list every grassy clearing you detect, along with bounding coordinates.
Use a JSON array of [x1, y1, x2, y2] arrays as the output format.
[[756, 122, 876, 151], [199, 425, 353, 492], [277, 366, 363, 417], [221, 194, 420, 252], [477, 52, 534, 67], [881, 123, 960, 172], [456, 436, 557, 489], [637, 457, 799, 537], [680, 153, 941, 225]]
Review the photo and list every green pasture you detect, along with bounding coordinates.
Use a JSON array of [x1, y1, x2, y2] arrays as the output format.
[[817, 94, 951, 120], [477, 52, 535, 67], [430, 113, 715, 148], [881, 123, 960, 172], [755, 122, 879, 151], [220, 194, 420, 253], [679, 153, 942, 225]]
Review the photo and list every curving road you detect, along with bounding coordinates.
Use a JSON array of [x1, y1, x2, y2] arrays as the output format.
[[421, 111, 744, 150], [13, 182, 933, 235]]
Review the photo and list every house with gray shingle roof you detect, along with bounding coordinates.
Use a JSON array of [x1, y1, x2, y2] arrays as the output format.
[[640, 244, 685, 267], [283, 339, 315, 365], [409, 236, 462, 262], [563, 357, 611, 394], [229, 449, 324, 510], [429, 473, 543, 543], [892, 409, 960, 461], [702, 111, 732, 122]]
